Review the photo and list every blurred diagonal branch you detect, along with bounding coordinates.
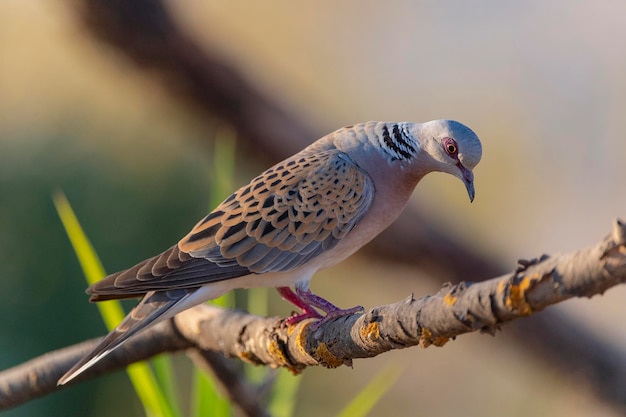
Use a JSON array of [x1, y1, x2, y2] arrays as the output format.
[[62, 0, 626, 411], [70, 0, 315, 159], [2, 219, 625, 411]]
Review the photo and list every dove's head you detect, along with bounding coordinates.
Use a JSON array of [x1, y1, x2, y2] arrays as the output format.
[[413, 119, 482, 202]]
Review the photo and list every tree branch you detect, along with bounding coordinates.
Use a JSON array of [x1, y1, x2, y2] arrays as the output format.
[[174, 219, 626, 367], [0, 320, 188, 410], [2, 220, 625, 411]]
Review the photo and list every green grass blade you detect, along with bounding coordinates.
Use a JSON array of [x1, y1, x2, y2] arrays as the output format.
[[53, 190, 179, 417], [335, 365, 403, 417], [125, 365, 178, 417], [52, 191, 122, 329], [152, 355, 183, 417], [192, 368, 231, 417], [53, 195, 105, 283], [268, 370, 302, 417]]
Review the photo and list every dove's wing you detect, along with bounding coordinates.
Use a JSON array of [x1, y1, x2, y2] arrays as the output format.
[[87, 148, 374, 300]]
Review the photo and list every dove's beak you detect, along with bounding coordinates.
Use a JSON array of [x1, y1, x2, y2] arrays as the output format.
[[458, 163, 475, 202]]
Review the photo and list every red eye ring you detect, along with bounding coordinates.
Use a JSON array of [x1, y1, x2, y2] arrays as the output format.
[[443, 137, 458, 156]]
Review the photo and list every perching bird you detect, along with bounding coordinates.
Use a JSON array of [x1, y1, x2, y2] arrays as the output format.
[[58, 120, 482, 385]]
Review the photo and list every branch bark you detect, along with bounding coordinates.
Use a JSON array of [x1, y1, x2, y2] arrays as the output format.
[[2, 220, 625, 412]]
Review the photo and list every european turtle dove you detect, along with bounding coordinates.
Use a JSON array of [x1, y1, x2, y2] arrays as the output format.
[[58, 119, 482, 385]]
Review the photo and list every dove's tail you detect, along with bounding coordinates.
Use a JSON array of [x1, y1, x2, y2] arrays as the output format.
[[58, 286, 216, 385]]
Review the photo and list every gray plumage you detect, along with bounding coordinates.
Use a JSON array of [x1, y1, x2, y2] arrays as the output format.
[[58, 120, 482, 385]]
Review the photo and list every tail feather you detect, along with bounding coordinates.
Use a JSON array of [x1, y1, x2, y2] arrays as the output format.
[[58, 288, 199, 385]]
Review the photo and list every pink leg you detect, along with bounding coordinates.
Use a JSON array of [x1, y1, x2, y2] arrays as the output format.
[[277, 287, 323, 325], [276, 286, 363, 329]]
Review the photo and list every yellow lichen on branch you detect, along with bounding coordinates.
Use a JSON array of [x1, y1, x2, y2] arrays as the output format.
[[443, 293, 458, 306], [313, 342, 344, 368], [360, 321, 381, 342], [504, 273, 543, 315], [418, 328, 450, 348]]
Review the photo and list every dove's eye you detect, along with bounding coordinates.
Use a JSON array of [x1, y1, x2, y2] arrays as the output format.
[[443, 138, 458, 156]]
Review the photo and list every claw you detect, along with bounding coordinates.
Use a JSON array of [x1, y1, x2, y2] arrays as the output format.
[[307, 304, 364, 331], [282, 309, 323, 327], [277, 286, 363, 329]]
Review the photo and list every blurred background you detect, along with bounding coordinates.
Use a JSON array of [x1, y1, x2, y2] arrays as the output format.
[[1, 1, 626, 416]]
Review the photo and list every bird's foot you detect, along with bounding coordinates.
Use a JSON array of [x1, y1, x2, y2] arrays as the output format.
[[277, 287, 323, 326], [277, 286, 363, 330], [307, 304, 364, 331]]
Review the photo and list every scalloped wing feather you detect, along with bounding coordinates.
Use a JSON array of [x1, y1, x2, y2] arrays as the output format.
[[87, 245, 250, 301], [180, 149, 374, 273], [88, 149, 373, 301]]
